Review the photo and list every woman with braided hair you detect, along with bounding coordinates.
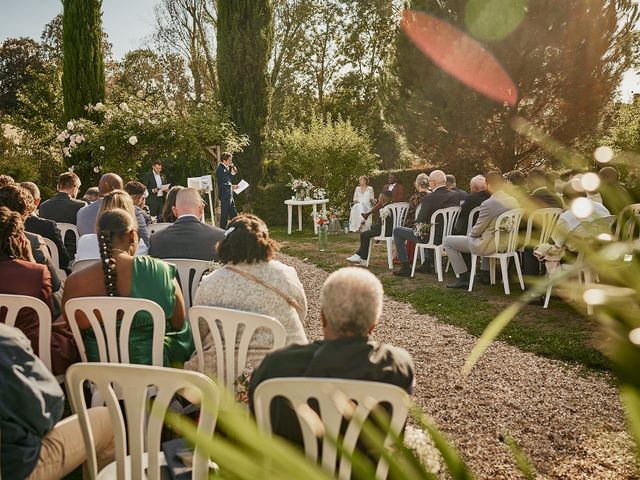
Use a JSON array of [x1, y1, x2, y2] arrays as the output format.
[[0, 206, 78, 375], [62, 208, 195, 366]]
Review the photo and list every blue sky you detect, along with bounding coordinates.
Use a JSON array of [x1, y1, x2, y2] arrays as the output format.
[[1, 1, 639, 101]]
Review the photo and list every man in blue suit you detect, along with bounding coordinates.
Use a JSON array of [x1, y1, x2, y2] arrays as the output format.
[[216, 152, 238, 228]]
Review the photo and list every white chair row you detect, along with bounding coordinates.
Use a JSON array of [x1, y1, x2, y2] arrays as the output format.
[[365, 202, 409, 269], [65, 362, 409, 480], [411, 206, 461, 281]]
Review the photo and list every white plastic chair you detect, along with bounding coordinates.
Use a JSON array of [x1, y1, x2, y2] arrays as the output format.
[[42, 237, 67, 282], [469, 208, 525, 295], [72, 259, 99, 273], [66, 362, 219, 480], [614, 203, 640, 240], [64, 297, 166, 366], [411, 206, 461, 281], [189, 306, 286, 393], [445, 206, 481, 274], [57, 222, 80, 248], [149, 222, 172, 235], [253, 378, 410, 480], [0, 293, 54, 373], [518, 208, 563, 251], [364, 202, 409, 269], [165, 259, 210, 315]]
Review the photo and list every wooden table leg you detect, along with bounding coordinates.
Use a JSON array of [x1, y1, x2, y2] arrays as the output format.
[[287, 205, 292, 234]]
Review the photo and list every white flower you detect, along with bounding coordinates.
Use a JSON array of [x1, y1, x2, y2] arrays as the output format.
[[379, 206, 391, 219], [197, 103, 202, 108], [93, 166, 101, 173], [63, 147, 71, 157], [136, 90, 144, 98], [119, 102, 130, 112], [137, 118, 144, 125], [68, 165, 74, 172], [69, 141, 76, 149], [99, 145, 105, 151], [66, 121, 75, 131], [104, 110, 113, 121], [94, 102, 105, 111], [128, 135, 138, 145], [167, 100, 176, 109], [56, 132, 67, 142]]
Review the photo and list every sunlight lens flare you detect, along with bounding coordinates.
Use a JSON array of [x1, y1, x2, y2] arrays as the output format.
[[594, 146, 614, 163], [571, 197, 593, 219], [581, 172, 600, 192], [583, 288, 606, 305], [400, 10, 518, 106], [630, 328, 640, 346]]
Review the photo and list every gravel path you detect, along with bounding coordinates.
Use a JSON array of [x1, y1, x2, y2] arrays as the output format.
[[279, 253, 636, 479]]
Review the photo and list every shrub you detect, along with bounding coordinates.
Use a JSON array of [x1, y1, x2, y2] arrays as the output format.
[[251, 182, 292, 227], [270, 114, 378, 211]]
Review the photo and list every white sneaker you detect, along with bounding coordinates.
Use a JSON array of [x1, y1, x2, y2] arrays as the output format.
[[359, 260, 368, 267], [346, 254, 362, 263]]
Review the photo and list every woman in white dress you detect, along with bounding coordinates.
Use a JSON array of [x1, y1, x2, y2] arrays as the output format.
[[349, 175, 376, 232]]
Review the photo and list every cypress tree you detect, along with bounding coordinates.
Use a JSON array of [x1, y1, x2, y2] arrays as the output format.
[[217, 0, 273, 188], [62, 0, 105, 121]]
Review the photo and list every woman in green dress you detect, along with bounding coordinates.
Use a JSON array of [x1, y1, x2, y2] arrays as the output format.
[[62, 206, 194, 367]]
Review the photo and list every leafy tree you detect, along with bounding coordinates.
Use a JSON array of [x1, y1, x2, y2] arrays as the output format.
[[0, 38, 45, 114], [62, 0, 106, 121], [392, 0, 640, 173], [217, 0, 273, 188]]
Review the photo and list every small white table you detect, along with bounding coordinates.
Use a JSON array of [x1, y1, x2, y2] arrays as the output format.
[[285, 198, 329, 234]]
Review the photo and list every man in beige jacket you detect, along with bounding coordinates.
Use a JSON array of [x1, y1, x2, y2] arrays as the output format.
[[443, 171, 518, 289]]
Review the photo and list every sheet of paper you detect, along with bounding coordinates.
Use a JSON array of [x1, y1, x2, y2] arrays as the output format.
[[157, 183, 171, 196], [235, 179, 249, 194], [187, 177, 202, 190]]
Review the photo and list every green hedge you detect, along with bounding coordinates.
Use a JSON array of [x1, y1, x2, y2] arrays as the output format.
[[250, 182, 292, 226], [370, 167, 477, 197]]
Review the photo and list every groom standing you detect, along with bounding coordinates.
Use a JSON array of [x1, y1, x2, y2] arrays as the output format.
[[143, 159, 168, 218], [216, 152, 238, 228]]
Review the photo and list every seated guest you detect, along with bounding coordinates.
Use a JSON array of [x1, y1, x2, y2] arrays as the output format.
[[346, 190, 394, 266], [551, 182, 610, 252], [149, 188, 225, 261], [527, 167, 563, 209], [21, 181, 70, 271], [63, 208, 195, 367], [248, 267, 414, 446], [0, 184, 61, 293], [0, 323, 114, 479], [348, 175, 376, 232], [443, 171, 519, 289], [0, 207, 77, 375], [392, 170, 460, 277], [505, 170, 527, 203], [161, 186, 185, 223], [39, 172, 86, 258], [598, 166, 631, 215], [0, 174, 15, 188], [400, 174, 431, 264], [446, 174, 467, 204], [124, 180, 153, 226], [186, 214, 307, 374], [81, 186, 99, 204], [452, 175, 490, 235], [75, 190, 149, 261], [77, 173, 150, 245], [362, 173, 405, 221]]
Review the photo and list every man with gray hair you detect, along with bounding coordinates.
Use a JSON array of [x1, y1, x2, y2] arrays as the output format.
[[249, 267, 414, 444]]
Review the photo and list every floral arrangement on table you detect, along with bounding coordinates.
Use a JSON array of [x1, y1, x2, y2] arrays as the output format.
[[288, 175, 314, 199], [413, 222, 434, 240], [312, 187, 326, 199]]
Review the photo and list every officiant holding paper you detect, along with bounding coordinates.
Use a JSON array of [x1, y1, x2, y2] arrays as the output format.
[[216, 152, 238, 228], [143, 159, 170, 218]]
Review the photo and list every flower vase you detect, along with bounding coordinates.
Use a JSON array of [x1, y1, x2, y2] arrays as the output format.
[[295, 190, 304, 201], [317, 224, 328, 251], [305, 188, 311, 200]]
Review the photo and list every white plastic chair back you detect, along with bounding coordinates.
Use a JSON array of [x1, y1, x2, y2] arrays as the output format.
[[466, 206, 482, 235], [425, 206, 461, 245], [614, 204, 640, 239], [165, 259, 210, 315], [42, 237, 67, 282], [254, 378, 410, 480], [621, 214, 640, 240], [492, 208, 524, 253], [64, 297, 166, 365], [366, 202, 409, 269], [189, 306, 286, 392], [57, 222, 80, 247], [66, 362, 219, 480], [414, 205, 421, 221], [386, 202, 410, 234], [149, 222, 172, 235], [0, 293, 53, 372], [520, 208, 563, 249], [71, 259, 99, 273]]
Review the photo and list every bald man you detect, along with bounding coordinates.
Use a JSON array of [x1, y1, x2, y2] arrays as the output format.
[[148, 187, 225, 260], [76, 173, 150, 244], [392, 170, 460, 277]]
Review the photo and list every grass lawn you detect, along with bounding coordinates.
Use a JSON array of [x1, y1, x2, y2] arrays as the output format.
[[269, 225, 612, 373]]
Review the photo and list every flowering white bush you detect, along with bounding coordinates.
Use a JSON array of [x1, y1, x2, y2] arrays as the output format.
[[312, 187, 326, 199]]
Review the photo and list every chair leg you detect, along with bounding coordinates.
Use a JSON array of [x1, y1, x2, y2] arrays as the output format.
[[543, 283, 552, 308], [386, 239, 393, 270], [365, 240, 373, 267], [411, 246, 419, 277], [489, 258, 496, 285], [513, 254, 525, 290], [445, 258, 451, 273], [435, 248, 443, 282], [468, 254, 478, 292], [499, 256, 511, 295]]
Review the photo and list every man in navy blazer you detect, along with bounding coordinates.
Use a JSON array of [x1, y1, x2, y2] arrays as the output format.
[[216, 152, 238, 228], [392, 170, 460, 277], [149, 188, 225, 260]]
